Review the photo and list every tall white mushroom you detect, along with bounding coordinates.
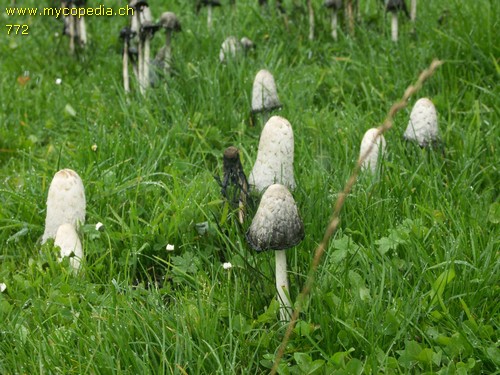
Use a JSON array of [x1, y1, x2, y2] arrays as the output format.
[[198, 0, 221, 30], [404, 98, 440, 147], [249, 116, 295, 192], [359, 128, 387, 173], [120, 26, 135, 92], [54, 223, 83, 273], [251, 69, 282, 125], [140, 20, 160, 91], [324, 0, 342, 41], [246, 184, 304, 322], [42, 169, 86, 244]]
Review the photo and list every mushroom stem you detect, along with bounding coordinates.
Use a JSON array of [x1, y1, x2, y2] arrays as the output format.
[[69, 14, 76, 53], [391, 11, 398, 42], [346, 0, 354, 36], [410, 0, 417, 22], [138, 40, 144, 94], [78, 17, 87, 47], [123, 41, 130, 92], [331, 10, 338, 41], [308, 0, 314, 41], [207, 5, 213, 29], [275, 249, 292, 322], [164, 31, 172, 71], [143, 36, 151, 90]]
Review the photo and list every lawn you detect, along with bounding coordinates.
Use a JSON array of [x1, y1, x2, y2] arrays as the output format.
[[0, 0, 498, 373]]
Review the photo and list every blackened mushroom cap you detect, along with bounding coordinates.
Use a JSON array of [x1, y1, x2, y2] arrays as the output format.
[[159, 12, 181, 31], [324, 0, 342, 10], [141, 20, 160, 35], [386, 0, 410, 17], [246, 184, 304, 252], [129, 0, 149, 9], [120, 26, 135, 40], [202, 0, 222, 6]]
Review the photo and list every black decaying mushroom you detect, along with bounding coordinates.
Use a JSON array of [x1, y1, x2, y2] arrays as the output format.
[[246, 184, 304, 322], [385, 0, 410, 42], [324, 0, 342, 41], [120, 26, 136, 92], [197, 0, 221, 30], [216, 146, 249, 224]]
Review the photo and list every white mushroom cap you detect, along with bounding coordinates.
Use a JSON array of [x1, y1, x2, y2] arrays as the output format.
[[246, 184, 304, 251], [249, 116, 296, 192], [359, 128, 386, 173], [42, 169, 86, 244], [54, 223, 83, 272], [251, 69, 282, 113], [219, 36, 242, 63], [404, 98, 439, 147]]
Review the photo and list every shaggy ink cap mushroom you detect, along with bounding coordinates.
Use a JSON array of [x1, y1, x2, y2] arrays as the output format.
[[359, 128, 387, 173], [42, 169, 86, 244], [246, 184, 304, 251], [249, 116, 295, 192], [324, 0, 342, 10], [251, 69, 282, 114], [404, 97, 440, 147]]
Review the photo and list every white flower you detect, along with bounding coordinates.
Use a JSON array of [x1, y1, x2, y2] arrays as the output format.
[[166, 244, 175, 251], [0, 283, 6, 293], [91, 144, 98, 152], [55, 78, 62, 85], [222, 262, 232, 270], [95, 222, 104, 231]]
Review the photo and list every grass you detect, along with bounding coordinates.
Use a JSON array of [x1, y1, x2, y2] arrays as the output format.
[[1, 0, 498, 373]]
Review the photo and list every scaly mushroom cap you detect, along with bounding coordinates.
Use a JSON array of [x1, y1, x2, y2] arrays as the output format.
[[324, 0, 342, 10], [251, 69, 282, 113], [359, 128, 386, 173], [54, 223, 83, 272], [249, 116, 295, 192], [159, 11, 181, 31], [404, 98, 439, 147], [42, 169, 86, 244], [219, 36, 242, 63], [246, 184, 304, 252]]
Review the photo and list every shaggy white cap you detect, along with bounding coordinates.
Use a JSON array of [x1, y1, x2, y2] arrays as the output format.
[[42, 169, 86, 244], [249, 116, 296, 192], [251, 69, 281, 113], [219, 36, 242, 63], [246, 184, 304, 251], [54, 223, 83, 272], [404, 98, 439, 147], [359, 128, 386, 173]]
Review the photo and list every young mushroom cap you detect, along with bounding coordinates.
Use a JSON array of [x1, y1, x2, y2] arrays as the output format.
[[158, 11, 181, 31], [42, 169, 86, 244], [246, 184, 304, 251], [359, 128, 387, 173], [249, 116, 296, 192], [404, 98, 440, 147], [219, 36, 242, 63], [251, 69, 282, 114], [54, 223, 83, 272]]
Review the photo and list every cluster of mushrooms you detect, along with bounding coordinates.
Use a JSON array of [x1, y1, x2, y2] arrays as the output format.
[[48, 0, 439, 322]]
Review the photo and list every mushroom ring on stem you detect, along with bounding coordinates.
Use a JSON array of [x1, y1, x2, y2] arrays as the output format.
[[246, 184, 304, 322]]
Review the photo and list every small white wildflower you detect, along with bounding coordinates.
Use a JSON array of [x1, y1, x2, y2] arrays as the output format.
[[95, 222, 104, 231], [222, 262, 232, 270], [55, 78, 62, 85], [91, 144, 98, 152], [0, 283, 6, 293], [166, 244, 175, 251]]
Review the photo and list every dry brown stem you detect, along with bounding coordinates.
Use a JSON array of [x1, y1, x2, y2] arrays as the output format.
[[270, 59, 443, 375]]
